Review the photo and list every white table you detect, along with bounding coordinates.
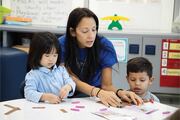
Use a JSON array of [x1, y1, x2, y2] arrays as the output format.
[[0, 97, 178, 120]]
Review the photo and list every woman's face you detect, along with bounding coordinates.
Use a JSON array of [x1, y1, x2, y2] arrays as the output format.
[[72, 17, 97, 48]]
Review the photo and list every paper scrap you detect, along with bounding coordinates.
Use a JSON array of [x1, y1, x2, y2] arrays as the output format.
[[99, 108, 108, 111], [4, 104, 21, 115], [71, 101, 80, 104], [60, 109, 67, 113], [75, 105, 85, 108], [70, 108, 80, 111], [162, 111, 171, 114], [32, 106, 45, 109], [145, 109, 159, 114]]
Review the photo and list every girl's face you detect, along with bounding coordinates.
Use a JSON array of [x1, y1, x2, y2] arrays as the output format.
[[40, 48, 58, 69], [126, 72, 153, 97], [71, 17, 97, 48]]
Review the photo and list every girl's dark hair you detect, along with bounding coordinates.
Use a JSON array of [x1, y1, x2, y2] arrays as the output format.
[[64, 7, 100, 81], [28, 32, 60, 69], [127, 57, 153, 78]]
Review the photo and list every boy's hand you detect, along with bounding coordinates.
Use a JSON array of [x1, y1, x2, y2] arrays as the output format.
[[117, 90, 143, 105], [59, 84, 72, 99], [40, 93, 61, 104]]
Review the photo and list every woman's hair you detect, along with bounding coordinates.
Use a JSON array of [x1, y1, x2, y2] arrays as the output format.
[[127, 57, 153, 78], [28, 32, 61, 69], [64, 7, 100, 81]]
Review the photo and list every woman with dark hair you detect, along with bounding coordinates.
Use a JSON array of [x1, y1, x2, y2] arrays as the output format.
[[24, 32, 75, 104], [58, 8, 143, 107]]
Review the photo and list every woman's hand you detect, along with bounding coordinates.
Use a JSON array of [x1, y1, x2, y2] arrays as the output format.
[[96, 89, 122, 107], [117, 90, 143, 105]]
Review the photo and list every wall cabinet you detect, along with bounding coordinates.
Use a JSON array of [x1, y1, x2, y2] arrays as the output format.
[[102, 32, 180, 94], [1, 25, 65, 47]]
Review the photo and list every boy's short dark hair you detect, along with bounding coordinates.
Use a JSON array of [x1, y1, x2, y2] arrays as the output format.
[[127, 57, 153, 78]]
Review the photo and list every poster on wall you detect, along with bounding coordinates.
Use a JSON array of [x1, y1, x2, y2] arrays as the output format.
[[109, 38, 128, 62], [160, 39, 180, 88]]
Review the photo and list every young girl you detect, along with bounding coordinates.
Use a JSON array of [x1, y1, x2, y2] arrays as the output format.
[[58, 7, 143, 107], [24, 32, 75, 104]]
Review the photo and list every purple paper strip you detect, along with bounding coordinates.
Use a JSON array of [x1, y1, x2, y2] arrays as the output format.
[[70, 108, 80, 111], [75, 105, 85, 108]]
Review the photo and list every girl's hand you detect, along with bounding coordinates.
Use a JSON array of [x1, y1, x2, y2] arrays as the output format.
[[97, 89, 122, 107], [117, 90, 143, 105], [41, 93, 61, 104], [59, 84, 72, 99]]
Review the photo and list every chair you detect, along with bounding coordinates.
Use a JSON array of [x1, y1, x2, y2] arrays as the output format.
[[0, 47, 27, 101], [20, 80, 26, 98]]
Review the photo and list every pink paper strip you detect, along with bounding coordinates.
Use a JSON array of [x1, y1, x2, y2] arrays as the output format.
[[71, 101, 80, 104], [162, 111, 171, 114], [99, 108, 108, 111], [75, 105, 85, 108], [146, 109, 159, 114], [70, 108, 80, 111]]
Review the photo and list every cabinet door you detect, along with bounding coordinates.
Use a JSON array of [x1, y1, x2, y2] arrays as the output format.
[[112, 36, 143, 89], [143, 36, 180, 94], [3, 31, 24, 47]]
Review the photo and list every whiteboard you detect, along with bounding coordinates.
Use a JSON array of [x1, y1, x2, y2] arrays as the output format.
[[2, 0, 85, 26], [89, 0, 174, 32]]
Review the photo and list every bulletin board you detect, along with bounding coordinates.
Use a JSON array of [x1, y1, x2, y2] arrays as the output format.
[[89, 0, 174, 32], [160, 39, 180, 88], [2, 0, 83, 26]]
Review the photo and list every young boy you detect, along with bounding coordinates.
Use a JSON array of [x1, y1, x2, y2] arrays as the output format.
[[126, 57, 160, 102]]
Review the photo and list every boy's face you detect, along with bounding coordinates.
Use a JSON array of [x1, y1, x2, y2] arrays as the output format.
[[126, 72, 153, 97]]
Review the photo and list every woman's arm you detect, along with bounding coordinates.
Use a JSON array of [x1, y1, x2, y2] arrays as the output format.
[[99, 67, 122, 107], [71, 74, 122, 108], [66, 67, 96, 96], [100, 67, 143, 106], [70, 75, 101, 97], [67, 65, 113, 98], [69, 67, 142, 107], [101, 67, 116, 91]]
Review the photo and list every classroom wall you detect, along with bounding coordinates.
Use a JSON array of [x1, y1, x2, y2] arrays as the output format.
[[173, 0, 180, 20], [2, 0, 176, 32], [89, 0, 174, 32], [1, 0, 179, 97]]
